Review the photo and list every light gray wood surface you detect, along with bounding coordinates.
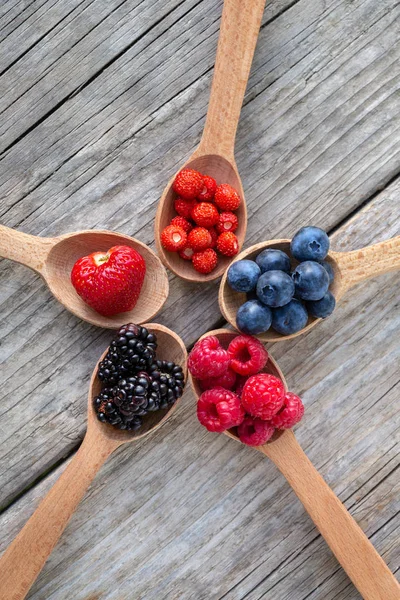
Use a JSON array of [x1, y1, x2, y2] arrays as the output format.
[[0, 0, 399, 598]]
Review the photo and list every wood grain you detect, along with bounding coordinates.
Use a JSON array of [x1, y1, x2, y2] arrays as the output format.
[[0, 0, 399, 597]]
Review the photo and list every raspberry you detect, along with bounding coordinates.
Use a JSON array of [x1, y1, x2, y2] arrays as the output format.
[[198, 174, 217, 201], [197, 388, 245, 432], [216, 212, 239, 234], [188, 335, 230, 379], [174, 197, 197, 219], [192, 249, 218, 274], [179, 243, 194, 261], [238, 416, 275, 446], [173, 169, 204, 199], [217, 232, 239, 256], [171, 216, 193, 233], [191, 202, 219, 228], [271, 393, 304, 429], [200, 367, 237, 391], [228, 335, 268, 376], [160, 225, 187, 252], [188, 227, 212, 251], [208, 226, 218, 248], [242, 374, 285, 420], [214, 183, 241, 211], [234, 375, 248, 398]]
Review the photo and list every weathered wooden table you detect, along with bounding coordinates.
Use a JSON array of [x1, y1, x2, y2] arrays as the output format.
[[0, 0, 399, 598]]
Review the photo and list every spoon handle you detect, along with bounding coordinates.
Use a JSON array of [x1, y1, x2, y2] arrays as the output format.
[[198, 0, 267, 158], [0, 224, 54, 273], [333, 235, 400, 293], [260, 431, 400, 600], [0, 432, 118, 600]]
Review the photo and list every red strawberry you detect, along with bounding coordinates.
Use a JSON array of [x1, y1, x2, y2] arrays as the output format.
[[198, 175, 217, 201], [217, 232, 239, 256], [71, 245, 146, 317], [174, 197, 197, 219], [173, 169, 204, 199], [191, 202, 219, 228], [214, 184, 241, 211], [171, 216, 193, 233], [192, 249, 218, 274], [216, 212, 238, 234]]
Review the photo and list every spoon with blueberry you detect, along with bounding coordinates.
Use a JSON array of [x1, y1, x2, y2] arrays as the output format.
[[220, 226, 400, 340], [0, 323, 187, 600]]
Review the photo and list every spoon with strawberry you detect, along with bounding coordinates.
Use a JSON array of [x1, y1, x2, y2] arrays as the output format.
[[0, 323, 187, 600], [155, 0, 268, 282], [189, 330, 400, 600], [0, 225, 169, 327]]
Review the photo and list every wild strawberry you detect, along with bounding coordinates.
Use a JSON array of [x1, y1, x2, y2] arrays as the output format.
[[174, 197, 197, 219], [173, 169, 204, 199], [171, 216, 193, 233], [214, 183, 241, 211], [217, 232, 239, 256], [192, 249, 218, 274], [187, 227, 212, 251], [208, 226, 218, 248], [191, 202, 219, 228], [71, 245, 146, 317], [179, 243, 195, 261], [216, 212, 238, 234], [198, 174, 217, 201], [161, 225, 187, 252]]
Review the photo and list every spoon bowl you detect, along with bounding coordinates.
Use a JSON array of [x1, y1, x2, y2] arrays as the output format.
[[0, 323, 187, 599], [155, 154, 247, 282], [189, 328, 400, 599], [155, 0, 268, 282], [219, 235, 400, 341], [0, 225, 169, 328], [88, 322, 188, 443]]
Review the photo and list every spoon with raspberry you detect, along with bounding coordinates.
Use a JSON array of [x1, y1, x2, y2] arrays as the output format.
[[189, 330, 400, 600]]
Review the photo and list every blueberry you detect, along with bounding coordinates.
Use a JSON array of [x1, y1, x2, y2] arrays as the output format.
[[272, 299, 309, 335], [292, 261, 329, 301], [306, 291, 336, 318], [236, 300, 272, 335], [227, 260, 261, 292], [319, 260, 334, 285], [255, 248, 291, 274], [256, 270, 294, 307], [290, 226, 330, 261]]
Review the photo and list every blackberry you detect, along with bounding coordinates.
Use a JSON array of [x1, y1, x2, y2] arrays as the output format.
[[93, 388, 142, 431], [98, 324, 157, 385], [148, 360, 185, 409]]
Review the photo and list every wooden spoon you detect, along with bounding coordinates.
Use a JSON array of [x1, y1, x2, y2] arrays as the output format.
[[0, 323, 187, 600], [219, 235, 400, 341], [155, 0, 268, 282], [0, 224, 169, 328], [190, 329, 400, 600]]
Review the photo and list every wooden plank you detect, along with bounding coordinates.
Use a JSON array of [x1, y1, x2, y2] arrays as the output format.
[[0, 0, 400, 508], [0, 185, 398, 598]]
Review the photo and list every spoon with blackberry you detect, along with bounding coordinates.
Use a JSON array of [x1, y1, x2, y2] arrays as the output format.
[[0, 323, 187, 600]]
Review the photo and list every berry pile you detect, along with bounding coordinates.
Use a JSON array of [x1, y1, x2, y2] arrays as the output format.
[[93, 324, 185, 431], [160, 168, 241, 274], [189, 334, 304, 446], [227, 226, 336, 336]]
